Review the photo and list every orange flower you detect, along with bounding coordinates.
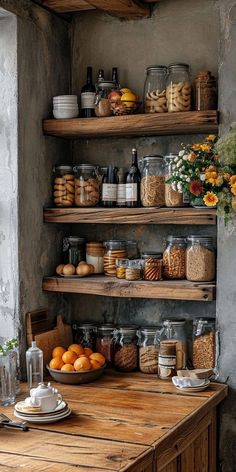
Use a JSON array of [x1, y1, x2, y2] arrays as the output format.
[[200, 144, 211, 153], [231, 183, 236, 196], [189, 180, 203, 196], [203, 192, 219, 206], [187, 152, 197, 162], [230, 175, 236, 186], [223, 173, 231, 182], [206, 135, 217, 142], [205, 170, 218, 185], [191, 143, 201, 151]]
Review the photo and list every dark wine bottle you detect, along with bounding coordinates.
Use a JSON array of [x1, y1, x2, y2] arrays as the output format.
[[112, 67, 120, 88], [116, 167, 127, 208], [81, 66, 96, 118], [101, 165, 118, 207], [126, 148, 141, 208], [97, 69, 105, 83]]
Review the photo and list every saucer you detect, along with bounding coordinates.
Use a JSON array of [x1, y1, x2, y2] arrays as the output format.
[[15, 400, 67, 415], [14, 407, 71, 423], [175, 380, 210, 392]]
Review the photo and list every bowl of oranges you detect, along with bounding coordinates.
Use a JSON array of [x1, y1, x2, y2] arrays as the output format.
[[47, 344, 106, 385]]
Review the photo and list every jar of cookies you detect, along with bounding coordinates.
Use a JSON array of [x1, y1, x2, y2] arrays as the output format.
[[163, 236, 186, 279], [137, 326, 162, 374], [53, 165, 75, 207], [166, 63, 191, 112], [74, 164, 99, 207], [104, 240, 127, 277], [125, 260, 142, 281], [140, 155, 165, 207], [144, 65, 167, 113], [114, 326, 138, 372]]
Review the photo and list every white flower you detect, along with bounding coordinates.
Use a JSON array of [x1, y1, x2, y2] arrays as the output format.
[[176, 160, 183, 168], [200, 173, 206, 181], [179, 150, 185, 157], [174, 157, 179, 163], [189, 169, 193, 174], [186, 177, 190, 182], [172, 164, 176, 170], [171, 182, 177, 191], [177, 182, 183, 192], [182, 154, 188, 161], [180, 166, 186, 172]]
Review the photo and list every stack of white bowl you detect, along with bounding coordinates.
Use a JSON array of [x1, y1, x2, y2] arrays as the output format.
[[53, 95, 79, 119]]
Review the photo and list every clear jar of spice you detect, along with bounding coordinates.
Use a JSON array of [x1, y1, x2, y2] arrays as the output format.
[[164, 154, 184, 207], [193, 318, 216, 369], [161, 319, 187, 369], [194, 71, 217, 111], [63, 236, 86, 266], [96, 324, 115, 367], [163, 236, 186, 279], [74, 323, 97, 350], [137, 326, 162, 374], [74, 164, 99, 207], [158, 340, 177, 380], [95, 81, 116, 117], [86, 242, 105, 274], [166, 63, 191, 112], [114, 326, 138, 372], [144, 65, 167, 113], [53, 165, 75, 207], [104, 240, 127, 277], [140, 155, 165, 207], [141, 252, 163, 281], [186, 236, 215, 282], [125, 260, 142, 281], [116, 259, 128, 279]]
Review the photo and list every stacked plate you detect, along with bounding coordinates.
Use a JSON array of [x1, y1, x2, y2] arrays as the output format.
[[53, 95, 79, 119], [14, 400, 71, 424], [172, 376, 210, 392]]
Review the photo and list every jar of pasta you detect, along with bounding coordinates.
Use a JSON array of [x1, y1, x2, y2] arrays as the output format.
[[74, 164, 99, 207], [161, 319, 187, 369], [166, 63, 191, 112], [104, 240, 127, 277], [141, 252, 163, 281], [164, 154, 184, 207], [163, 236, 186, 279], [53, 165, 75, 207], [114, 326, 138, 372], [144, 65, 167, 113], [137, 326, 162, 374], [140, 155, 165, 207], [186, 236, 215, 282]]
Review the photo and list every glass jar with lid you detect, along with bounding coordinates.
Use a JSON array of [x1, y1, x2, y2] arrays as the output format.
[[186, 236, 215, 282], [95, 81, 116, 117], [137, 326, 162, 374], [166, 63, 191, 112], [96, 324, 115, 367], [53, 165, 75, 207], [164, 154, 184, 207], [63, 236, 86, 266], [125, 260, 142, 281], [74, 164, 99, 207], [140, 155, 165, 207], [193, 318, 216, 369], [144, 65, 167, 113], [74, 323, 97, 350], [103, 240, 127, 277], [163, 236, 187, 279], [141, 252, 163, 281], [161, 319, 187, 369], [86, 242, 105, 274], [116, 258, 128, 279], [194, 70, 217, 111], [114, 326, 138, 372], [158, 340, 177, 380]]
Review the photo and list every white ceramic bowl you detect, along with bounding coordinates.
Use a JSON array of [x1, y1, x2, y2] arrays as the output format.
[[53, 109, 79, 119]]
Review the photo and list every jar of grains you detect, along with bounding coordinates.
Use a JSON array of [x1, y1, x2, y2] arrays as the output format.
[[164, 154, 184, 207], [116, 259, 128, 279], [158, 340, 177, 380], [96, 324, 115, 367], [166, 63, 191, 112], [141, 252, 163, 281], [74, 164, 100, 207], [137, 326, 162, 374], [161, 319, 187, 369], [163, 236, 186, 279], [194, 70, 217, 111], [186, 236, 216, 282], [144, 65, 168, 113], [114, 326, 138, 372], [125, 260, 142, 281], [74, 323, 97, 350], [140, 155, 165, 207], [103, 240, 127, 277], [53, 165, 75, 207], [193, 318, 216, 369], [86, 242, 105, 274]]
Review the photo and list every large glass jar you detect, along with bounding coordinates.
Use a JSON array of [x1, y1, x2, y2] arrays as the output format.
[[161, 319, 187, 370], [103, 240, 127, 277], [63, 236, 86, 266], [166, 63, 191, 112], [96, 325, 115, 367], [95, 81, 116, 117], [194, 70, 217, 111], [137, 326, 162, 374], [53, 165, 75, 207], [114, 326, 138, 372], [193, 318, 216, 369], [73, 323, 97, 350], [74, 164, 99, 207], [144, 65, 167, 113], [163, 236, 187, 279], [186, 236, 215, 282], [141, 252, 163, 281], [140, 155, 165, 207], [164, 154, 184, 207]]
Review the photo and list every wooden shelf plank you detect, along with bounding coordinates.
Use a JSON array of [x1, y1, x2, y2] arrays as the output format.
[[41, 0, 150, 16], [43, 111, 218, 138], [43, 276, 216, 301], [41, 0, 95, 12], [44, 207, 217, 225]]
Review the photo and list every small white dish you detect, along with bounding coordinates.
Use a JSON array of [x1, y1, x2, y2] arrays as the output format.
[[172, 376, 207, 388], [53, 109, 79, 119], [15, 400, 67, 415], [14, 407, 71, 423], [175, 381, 210, 393]]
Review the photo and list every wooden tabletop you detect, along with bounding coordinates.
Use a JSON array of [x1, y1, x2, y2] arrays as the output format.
[[0, 370, 227, 472]]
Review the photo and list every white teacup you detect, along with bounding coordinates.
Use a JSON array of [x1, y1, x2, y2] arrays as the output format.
[[27, 382, 62, 412]]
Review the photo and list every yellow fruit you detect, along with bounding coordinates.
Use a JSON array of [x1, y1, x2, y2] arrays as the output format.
[[52, 346, 66, 358], [89, 352, 106, 366], [120, 88, 132, 94], [49, 356, 64, 370], [74, 356, 91, 371], [90, 359, 101, 370], [120, 91, 136, 102], [61, 363, 75, 371], [68, 343, 84, 356], [56, 264, 65, 275], [62, 264, 76, 276], [84, 347, 93, 357], [62, 350, 77, 364]]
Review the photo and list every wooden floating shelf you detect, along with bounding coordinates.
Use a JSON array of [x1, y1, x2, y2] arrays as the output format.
[[43, 276, 216, 301], [39, 0, 157, 17], [44, 207, 217, 225], [43, 111, 218, 139]]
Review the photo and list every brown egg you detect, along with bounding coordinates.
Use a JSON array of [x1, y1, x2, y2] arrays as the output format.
[[62, 264, 76, 276], [76, 263, 91, 276], [88, 264, 95, 274], [56, 264, 65, 275]]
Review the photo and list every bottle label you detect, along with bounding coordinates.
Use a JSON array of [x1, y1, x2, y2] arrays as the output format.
[[81, 92, 95, 109], [117, 184, 126, 204], [102, 184, 117, 201], [158, 355, 176, 367], [126, 183, 138, 202], [183, 192, 190, 204]]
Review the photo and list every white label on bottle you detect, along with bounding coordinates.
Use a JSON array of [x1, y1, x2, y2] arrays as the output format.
[[183, 192, 190, 204], [126, 183, 138, 202], [117, 184, 126, 203], [81, 92, 95, 109], [158, 355, 176, 367], [102, 183, 117, 201]]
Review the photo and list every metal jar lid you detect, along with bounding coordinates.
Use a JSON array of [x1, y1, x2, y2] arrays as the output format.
[[141, 252, 162, 259]]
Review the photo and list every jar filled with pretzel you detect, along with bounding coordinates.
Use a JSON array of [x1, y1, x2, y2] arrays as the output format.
[[103, 240, 127, 277], [53, 165, 75, 207], [140, 155, 165, 207], [163, 236, 187, 279], [166, 63, 191, 112], [144, 65, 167, 114], [142, 252, 163, 281], [74, 164, 99, 207]]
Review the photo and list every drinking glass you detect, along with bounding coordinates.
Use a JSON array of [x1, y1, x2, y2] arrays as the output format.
[[0, 351, 17, 406]]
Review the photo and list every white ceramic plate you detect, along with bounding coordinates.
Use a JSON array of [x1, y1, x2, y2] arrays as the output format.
[[15, 400, 67, 416], [175, 380, 210, 392], [14, 407, 71, 423]]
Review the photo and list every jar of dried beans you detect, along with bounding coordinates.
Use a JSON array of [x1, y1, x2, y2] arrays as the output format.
[[186, 236, 215, 282], [163, 236, 186, 279], [193, 318, 216, 369], [141, 252, 163, 281], [104, 240, 127, 277], [140, 155, 165, 207], [96, 325, 115, 367], [74, 164, 100, 207], [114, 326, 138, 372], [161, 319, 187, 369], [164, 154, 184, 207], [137, 326, 162, 374]]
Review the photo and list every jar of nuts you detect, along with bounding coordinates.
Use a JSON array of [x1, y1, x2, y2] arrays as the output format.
[[137, 326, 162, 374], [96, 324, 115, 367], [193, 318, 216, 369], [141, 252, 163, 281], [163, 236, 187, 279], [186, 236, 215, 282], [114, 326, 138, 372], [166, 63, 191, 112], [161, 319, 187, 369], [104, 241, 127, 277], [53, 165, 75, 207], [144, 65, 167, 114], [74, 164, 99, 207]]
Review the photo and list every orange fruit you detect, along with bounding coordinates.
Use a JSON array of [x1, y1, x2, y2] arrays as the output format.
[[84, 347, 93, 357], [61, 363, 75, 372], [52, 346, 66, 358], [62, 350, 77, 364], [90, 359, 101, 370], [68, 344, 84, 356], [89, 352, 105, 366], [74, 356, 91, 371], [49, 356, 64, 370]]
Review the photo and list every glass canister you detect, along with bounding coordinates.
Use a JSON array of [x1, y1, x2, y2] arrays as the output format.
[[114, 326, 138, 372], [96, 324, 115, 367], [163, 236, 187, 279], [166, 63, 191, 112], [126, 240, 140, 260], [86, 242, 105, 274], [141, 252, 163, 281], [140, 155, 165, 207], [53, 165, 75, 207], [144, 65, 167, 113], [74, 164, 99, 207], [161, 319, 187, 370], [103, 240, 127, 277], [116, 258, 128, 279], [158, 340, 177, 380], [186, 236, 216, 282], [125, 260, 142, 281], [137, 326, 162, 374], [95, 80, 116, 117], [193, 318, 216, 369], [74, 323, 97, 350], [194, 70, 217, 111], [164, 154, 184, 207], [63, 236, 86, 266]]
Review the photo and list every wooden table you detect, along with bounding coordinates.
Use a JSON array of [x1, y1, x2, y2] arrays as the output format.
[[0, 370, 227, 472]]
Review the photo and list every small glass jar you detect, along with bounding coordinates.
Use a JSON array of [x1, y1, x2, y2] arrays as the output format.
[[137, 326, 162, 374], [163, 236, 187, 279], [144, 65, 167, 113], [125, 260, 142, 281], [141, 252, 163, 281], [164, 154, 184, 207], [161, 319, 187, 369], [86, 242, 105, 274], [53, 165, 75, 207], [116, 259, 128, 279], [158, 340, 177, 380], [126, 240, 140, 260], [74, 164, 99, 207], [194, 71, 217, 111], [193, 318, 216, 369], [96, 324, 115, 367], [166, 63, 191, 112], [103, 240, 127, 277], [140, 155, 165, 207], [95, 81, 116, 117], [74, 323, 97, 350], [186, 236, 215, 282], [63, 236, 86, 266], [114, 326, 138, 372]]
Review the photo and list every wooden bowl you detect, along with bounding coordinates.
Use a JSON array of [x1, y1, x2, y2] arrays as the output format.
[[47, 364, 106, 385]]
